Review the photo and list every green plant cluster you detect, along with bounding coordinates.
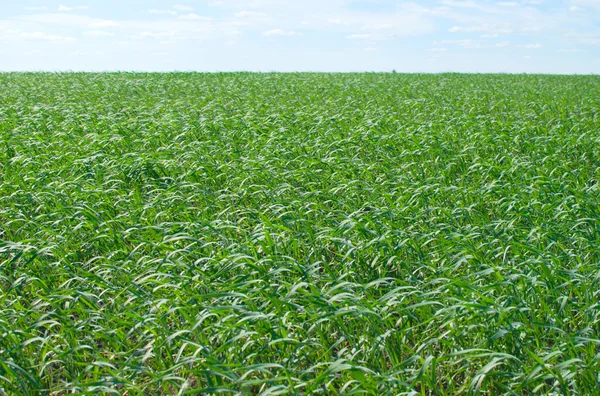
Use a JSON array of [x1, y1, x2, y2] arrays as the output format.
[[1, 73, 599, 394]]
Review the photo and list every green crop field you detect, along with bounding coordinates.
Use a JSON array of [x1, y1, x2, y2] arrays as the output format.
[[1, 72, 599, 395]]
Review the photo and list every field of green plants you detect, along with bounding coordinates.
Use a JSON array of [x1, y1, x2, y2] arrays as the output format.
[[1, 73, 599, 394]]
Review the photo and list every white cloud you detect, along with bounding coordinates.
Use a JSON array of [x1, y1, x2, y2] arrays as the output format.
[[25, 7, 48, 11], [263, 29, 301, 37], [449, 25, 512, 34], [13, 11, 227, 45], [571, 0, 600, 9], [58, 5, 89, 12], [434, 39, 485, 48], [347, 33, 374, 39], [138, 31, 178, 39], [231, 0, 271, 8], [569, 6, 584, 12], [75, 50, 105, 56], [84, 30, 115, 37], [174, 5, 194, 11], [135, 31, 180, 44], [89, 20, 119, 28], [23, 50, 43, 56], [519, 43, 542, 48], [360, 23, 394, 31], [438, 0, 502, 13], [562, 31, 600, 45], [449, 26, 476, 32], [439, 0, 479, 8], [235, 11, 268, 18], [317, 4, 435, 38], [580, 38, 600, 44], [327, 18, 352, 26], [17, 14, 119, 29], [347, 32, 401, 40], [0, 0, 593, 73], [22, 31, 75, 41], [178, 14, 213, 21], [148, 9, 177, 15], [5, 11, 218, 46], [557, 48, 583, 53]]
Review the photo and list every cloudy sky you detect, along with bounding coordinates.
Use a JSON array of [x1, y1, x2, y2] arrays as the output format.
[[0, 0, 598, 73]]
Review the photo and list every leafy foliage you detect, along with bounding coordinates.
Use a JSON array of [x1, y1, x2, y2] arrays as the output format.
[[1, 72, 600, 394]]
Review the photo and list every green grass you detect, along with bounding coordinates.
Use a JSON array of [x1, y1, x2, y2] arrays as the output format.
[[1, 72, 599, 395]]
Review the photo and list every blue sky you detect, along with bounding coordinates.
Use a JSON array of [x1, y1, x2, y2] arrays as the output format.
[[0, 0, 598, 73]]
